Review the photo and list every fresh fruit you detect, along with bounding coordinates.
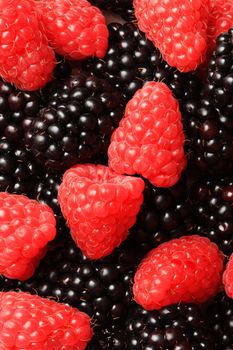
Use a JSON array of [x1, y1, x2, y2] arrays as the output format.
[[133, 0, 209, 72], [84, 22, 201, 101], [207, 293, 233, 349], [32, 172, 68, 240], [184, 29, 233, 175], [0, 192, 56, 280], [125, 303, 214, 349], [190, 177, 233, 256], [208, 0, 233, 53], [58, 164, 144, 259], [37, 0, 109, 60], [0, 0, 55, 91], [108, 81, 186, 188], [14, 237, 142, 326], [128, 174, 194, 255], [223, 254, 233, 298], [25, 73, 124, 171], [0, 291, 93, 349], [89, 0, 135, 21], [133, 235, 224, 310]]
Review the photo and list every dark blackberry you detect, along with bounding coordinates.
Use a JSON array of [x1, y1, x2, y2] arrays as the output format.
[[183, 29, 233, 174], [128, 174, 194, 255], [16, 237, 141, 326], [125, 303, 214, 350], [90, 0, 134, 21], [190, 177, 233, 256], [84, 22, 200, 102], [32, 172, 68, 239], [0, 138, 42, 195], [25, 73, 124, 171], [207, 293, 233, 349], [88, 324, 126, 349]]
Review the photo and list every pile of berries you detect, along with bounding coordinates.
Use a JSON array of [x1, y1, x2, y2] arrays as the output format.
[[1, 0, 233, 348]]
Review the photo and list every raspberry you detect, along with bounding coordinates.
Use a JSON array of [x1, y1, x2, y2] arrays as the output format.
[[0, 192, 56, 280], [108, 82, 186, 188], [37, 0, 109, 60], [133, 0, 209, 72], [0, 0, 55, 91], [133, 235, 224, 310], [223, 255, 233, 299], [0, 291, 93, 349], [208, 0, 233, 53], [58, 164, 144, 259]]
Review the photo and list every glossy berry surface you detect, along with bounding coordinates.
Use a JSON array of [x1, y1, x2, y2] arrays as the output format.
[[15, 237, 142, 326], [125, 303, 214, 350], [207, 293, 233, 349], [37, 0, 109, 60], [190, 177, 233, 256], [25, 73, 124, 171], [128, 174, 194, 255], [108, 82, 186, 188], [0, 192, 56, 280], [133, 235, 224, 310], [134, 0, 209, 72], [58, 164, 144, 259], [184, 29, 233, 175], [0, 291, 93, 349], [90, 0, 134, 21], [0, 0, 55, 90], [223, 254, 233, 298], [84, 22, 201, 101]]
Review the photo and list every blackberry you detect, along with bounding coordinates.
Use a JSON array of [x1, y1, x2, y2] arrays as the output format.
[[32, 172, 68, 239], [207, 293, 233, 349], [84, 22, 200, 102], [125, 303, 214, 350], [128, 174, 194, 255], [88, 324, 126, 349], [25, 73, 124, 171], [90, 0, 134, 21], [190, 177, 233, 256], [16, 237, 141, 326], [0, 138, 42, 195], [183, 29, 233, 174]]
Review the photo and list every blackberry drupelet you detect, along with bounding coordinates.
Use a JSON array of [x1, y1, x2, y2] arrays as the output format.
[[125, 303, 214, 350], [207, 293, 233, 349], [16, 237, 141, 326], [84, 22, 200, 102], [183, 29, 233, 174], [0, 138, 42, 195], [89, 0, 134, 21], [190, 177, 233, 256], [128, 175, 194, 255], [25, 73, 124, 171], [32, 172, 68, 239], [88, 324, 126, 349]]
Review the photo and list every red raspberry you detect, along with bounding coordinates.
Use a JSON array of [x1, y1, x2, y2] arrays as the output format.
[[58, 164, 144, 259], [0, 291, 93, 349], [0, 0, 55, 91], [108, 82, 186, 188], [133, 0, 209, 72], [223, 254, 233, 299], [0, 193, 56, 280], [208, 0, 233, 52], [37, 0, 108, 60], [133, 235, 224, 310]]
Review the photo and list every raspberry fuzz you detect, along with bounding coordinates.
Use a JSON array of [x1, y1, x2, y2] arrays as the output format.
[[37, 0, 109, 60], [108, 82, 186, 188], [133, 235, 224, 310], [133, 0, 209, 72], [0, 0, 55, 91], [58, 164, 144, 259], [0, 291, 93, 349], [0, 192, 56, 280]]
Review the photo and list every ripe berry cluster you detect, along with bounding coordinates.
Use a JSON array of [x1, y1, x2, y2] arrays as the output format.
[[0, 0, 233, 349]]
